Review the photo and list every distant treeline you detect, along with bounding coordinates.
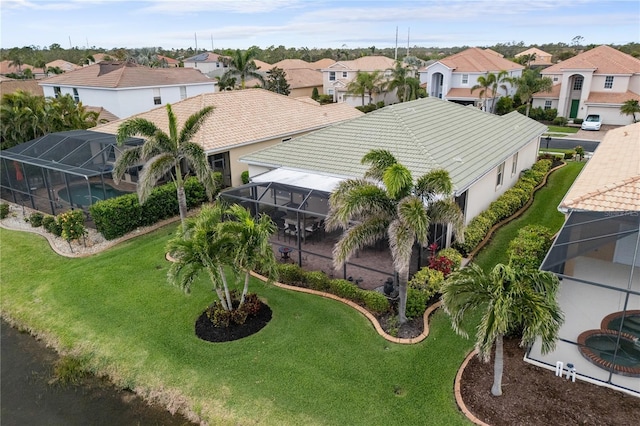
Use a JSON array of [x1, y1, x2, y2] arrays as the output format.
[[2, 41, 639, 68]]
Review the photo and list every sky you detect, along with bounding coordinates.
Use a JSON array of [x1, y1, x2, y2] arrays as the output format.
[[1, 0, 639, 51]]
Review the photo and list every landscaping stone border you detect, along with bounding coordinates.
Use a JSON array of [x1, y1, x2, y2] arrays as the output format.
[[454, 349, 491, 426]]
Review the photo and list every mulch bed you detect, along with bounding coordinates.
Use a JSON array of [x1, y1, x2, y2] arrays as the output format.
[[461, 338, 640, 426], [195, 301, 272, 343]]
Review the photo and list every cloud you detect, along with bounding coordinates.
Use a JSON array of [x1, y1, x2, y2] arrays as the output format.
[[135, 0, 305, 14]]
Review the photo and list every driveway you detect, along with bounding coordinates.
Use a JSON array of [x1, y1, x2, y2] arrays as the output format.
[[572, 125, 619, 142]]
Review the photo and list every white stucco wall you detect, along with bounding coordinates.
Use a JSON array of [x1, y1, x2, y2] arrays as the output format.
[[184, 62, 228, 74]]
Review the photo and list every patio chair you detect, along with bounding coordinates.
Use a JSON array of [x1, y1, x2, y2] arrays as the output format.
[[284, 223, 298, 243], [304, 221, 320, 244]]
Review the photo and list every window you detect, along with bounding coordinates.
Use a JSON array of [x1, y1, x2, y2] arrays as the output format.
[[153, 88, 161, 105], [511, 153, 518, 176], [329, 71, 336, 81], [180, 86, 187, 100], [72, 88, 79, 102], [462, 74, 469, 84], [496, 162, 505, 188], [53, 86, 61, 98], [342, 71, 348, 78], [604, 76, 614, 89], [327, 89, 334, 95], [544, 100, 552, 110], [553, 76, 559, 82], [573, 77, 583, 91]]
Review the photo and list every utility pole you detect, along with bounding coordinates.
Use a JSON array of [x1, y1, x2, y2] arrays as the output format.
[[394, 26, 398, 61], [194, 33, 198, 53], [407, 28, 410, 57]]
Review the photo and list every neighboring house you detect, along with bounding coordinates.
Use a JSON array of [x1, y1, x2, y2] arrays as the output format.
[[270, 58, 331, 98], [156, 55, 179, 67], [46, 59, 81, 73], [240, 97, 546, 237], [532, 45, 640, 125], [527, 122, 640, 397], [515, 47, 553, 67], [321, 56, 397, 106], [93, 89, 363, 187], [0, 60, 34, 76], [0, 76, 44, 97], [183, 52, 229, 77], [419, 48, 523, 110], [90, 53, 111, 64], [39, 62, 215, 119]]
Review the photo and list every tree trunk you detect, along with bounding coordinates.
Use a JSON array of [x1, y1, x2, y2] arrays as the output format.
[[239, 271, 250, 307], [397, 270, 409, 324], [218, 265, 233, 310], [525, 101, 532, 117], [176, 184, 188, 226], [215, 288, 229, 311], [491, 334, 504, 396]]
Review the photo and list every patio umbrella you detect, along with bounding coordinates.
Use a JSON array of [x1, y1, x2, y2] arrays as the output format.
[[13, 161, 23, 181]]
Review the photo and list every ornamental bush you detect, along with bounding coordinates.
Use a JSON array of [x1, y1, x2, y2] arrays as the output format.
[[328, 279, 361, 301], [276, 263, 305, 285], [28, 212, 44, 227], [0, 203, 9, 219], [406, 287, 430, 319], [58, 210, 86, 244], [508, 225, 554, 270], [437, 248, 463, 272], [409, 267, 444, 297], [303, 270, 331, 291], [361, 291, 390, 314]]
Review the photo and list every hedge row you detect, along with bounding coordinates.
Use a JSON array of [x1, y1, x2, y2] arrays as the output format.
[[89, 176, 216, 240], [274, 263, 390, 314], [507, 225, 554, 270], [454, 159, 552, 255]]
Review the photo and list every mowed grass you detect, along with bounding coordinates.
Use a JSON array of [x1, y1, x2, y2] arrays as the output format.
[[473, 161, 585, 270], [546, 125, 579, 134], [0, 224, 471, 425]]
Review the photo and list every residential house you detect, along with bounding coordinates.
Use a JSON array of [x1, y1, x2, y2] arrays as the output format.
[[532, 45, 640, 125], [39, 62, 215, 119], [89, 53, 112, 64], [0, 60, 34, 76], [156, 55, 179, 67], [0, 76, 44, 97], [527, 122, 640, 396], [321, 56, 397, 106], [515, 47, 553, 67], [46, 59, 81, 73], [93, 89, 363, 187], [270, 58, 334, 98], [240, 96, 546, 236], [419, 48, 523, 110], [183, 52, 229, 78]]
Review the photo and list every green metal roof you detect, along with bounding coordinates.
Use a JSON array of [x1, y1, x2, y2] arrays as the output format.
[[241, 97, 547, 195]]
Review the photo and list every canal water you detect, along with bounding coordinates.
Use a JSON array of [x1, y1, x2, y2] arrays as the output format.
[[1, 321, 195, 425]]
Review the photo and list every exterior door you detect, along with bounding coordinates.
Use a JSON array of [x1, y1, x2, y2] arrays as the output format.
[[570, 99, 579, 118]]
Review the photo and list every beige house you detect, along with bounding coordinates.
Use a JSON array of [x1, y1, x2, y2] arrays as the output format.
[[93, 89, 363, 187], [270, 58, 334, 98], [527, 122, 640, 396], [46, 59, 81, 73], [532, 45, 640, 125], [515, 47, 553, 67]]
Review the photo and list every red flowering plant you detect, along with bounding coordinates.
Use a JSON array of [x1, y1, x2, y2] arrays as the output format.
[[427, 243, 454, 278]]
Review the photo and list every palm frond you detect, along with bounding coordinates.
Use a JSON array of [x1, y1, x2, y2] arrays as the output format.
[[427, 198, 465, 242], [361, 149, 397, 180], [396, 195, 430, 245], [383, 163, 413, 200], [387, 219, 415, 274], [179, 106, 214, 145], [332, 216, 388, 268], [137, 153, 176, 203], [165, 104, 179, 144], [116, 118, 160, 144], [326, 181, 393, 231], [415, 169, 453, 198], [112, 146, 142, 183]]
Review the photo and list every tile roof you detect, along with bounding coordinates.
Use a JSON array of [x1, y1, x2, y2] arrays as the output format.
[[272, 59, 312, 69], [586, 90, 640, 104], [438, 48, 523, 73], [542, 45, 640, 75], [311, 58, 336, 69], [327, 56, 396, 72], [241, 97, 547, 195], [0, 79, 43, 97], [515, 47, 553, 63], [157, 55, 179, 65], [446, 87, 493, 99], [253, 60, 272, 71], [85, 106, 119, 122], [92, 88, 363, 152], [561, 122, 640, 212], [532, 84, 561, 99], [0, 60, 34, 74], [282, 68, 322, 89], [46, 59, 81, 72], [39, 62, 213, 88], [183, 52, 227, 63], [91, 53, 111, 63]]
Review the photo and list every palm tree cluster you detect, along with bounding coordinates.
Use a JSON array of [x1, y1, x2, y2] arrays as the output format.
[[114, 104, 218, 225], [326, 149, 464, 323], [346, 70, 387, 106], [1, 90, 99, 149], [471, 70, 512, 113], [221, 47, 265, 89], [620, 99, 640, 123], [387, 60, 423, 103], [167, 202, 278, 312]]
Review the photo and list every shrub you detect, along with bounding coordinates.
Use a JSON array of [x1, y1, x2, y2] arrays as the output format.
[[0, 203, 9, 219], [495, 96, 514, 115], [356, 104, 378, 113], [317, 94, 333, 104], [574, 145, 585, 160], [206, 290, 261, 328], [41, 215, 62, 236], [328, 279, 361, 301], [437, 248, 463, 271], [28, 212, 44, 227], [543, 108, 558, 122], [409, 267, 444, 297], [361, 291, 390, 314], [573, 118, 584, 125], [406, 287, 429, 319], [241, 170, 250, 184], [276, 263, 305, 285], [552, 116, 568, 126], [508, 225, 554, 270], [303, 270, 331, 291], [58, 210, 86, 244]]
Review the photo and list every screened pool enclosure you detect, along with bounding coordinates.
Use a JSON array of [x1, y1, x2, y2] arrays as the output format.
[[525, 210, 640, 396], [0, 130, 143, 217]]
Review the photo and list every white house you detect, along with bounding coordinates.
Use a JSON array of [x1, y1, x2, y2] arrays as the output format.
[[183, 52, 229, 78], [39, 62, 215, 119], [419, 48, 523, 110], [321, 56, 398, 106], [240, 97, 546, 232], [532, 45, 640, 125]]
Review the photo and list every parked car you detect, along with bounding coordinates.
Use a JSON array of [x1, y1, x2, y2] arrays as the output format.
[[581, 114, 602, 131]]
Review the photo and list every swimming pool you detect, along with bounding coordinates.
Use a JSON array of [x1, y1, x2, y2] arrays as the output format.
[[58, 183, 129, 207]]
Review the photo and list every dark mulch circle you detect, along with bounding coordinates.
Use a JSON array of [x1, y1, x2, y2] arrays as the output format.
[[195, 301, 272, 343], [461, 338, 640, 426]]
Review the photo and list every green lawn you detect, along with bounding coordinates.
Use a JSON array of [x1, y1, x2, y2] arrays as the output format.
[[0, 225, 471, 425], [546, 125, 579, 134], [473, 161, 585, 270]]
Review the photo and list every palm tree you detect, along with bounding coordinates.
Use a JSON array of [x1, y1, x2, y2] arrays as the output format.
[[620, 99, 640, 123], [8, 54, 24, 73], [387, 61, 410, 102], [326, 149, 464, 323], [512, 69, 553, 117], [221, 47, 265, 89], [167, 202, 278, 311], [215, 74, 237, 91], [114, 104, 217, 226], [471, 73, 496, 112], [346, 71, 387, 106], [489, 71, 512, 114], [441, 263, 563, 396]]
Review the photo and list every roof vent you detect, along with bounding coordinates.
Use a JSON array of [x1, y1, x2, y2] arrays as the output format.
[[453, 157, 464, 163]]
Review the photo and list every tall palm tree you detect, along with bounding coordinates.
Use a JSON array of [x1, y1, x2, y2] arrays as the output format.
[[387, 61, 410, 102], [346, 71, 387, 106], [326, 149, 464, 323], [167, 202, 278, 310], [114, 104, 217, 226], [441, 263, 563, 396], [512, 69, 553, 117], [215, 74, 237, 91], [471, 73, 496, 112], [620, 99, 640, 123], [221, 47, 265, 89], [489, 70, 512, 114]]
